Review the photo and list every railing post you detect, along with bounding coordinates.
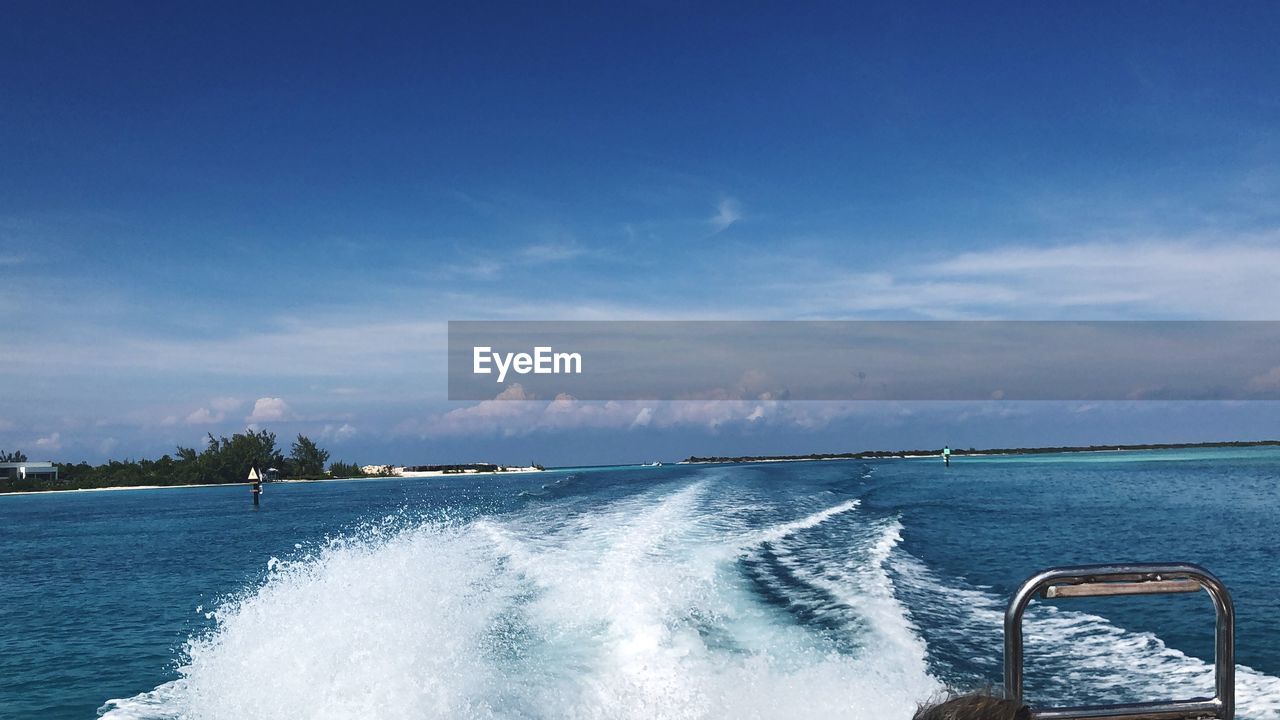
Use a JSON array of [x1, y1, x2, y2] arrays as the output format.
[[1003, 563, 1234, 720]]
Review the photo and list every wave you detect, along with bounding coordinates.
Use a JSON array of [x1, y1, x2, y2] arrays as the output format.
[[99, 471, 1279, 720], [743, 498, 861, 547], [100, 483, 938, 719]]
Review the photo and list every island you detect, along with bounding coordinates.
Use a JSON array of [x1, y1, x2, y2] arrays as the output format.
[[0, 431, 543, 494], [681, 440, 1280, 465], [362, 464, 544, 477]]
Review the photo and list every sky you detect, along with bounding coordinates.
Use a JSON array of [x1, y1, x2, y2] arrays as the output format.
[[2, 2, 1280, 466]]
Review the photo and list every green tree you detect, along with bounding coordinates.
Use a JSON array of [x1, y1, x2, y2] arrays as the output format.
[[289, 434, 330, 477], [0, 450, 27, 462], [328, 460, 367, 478], [187, 429, 285, 484]]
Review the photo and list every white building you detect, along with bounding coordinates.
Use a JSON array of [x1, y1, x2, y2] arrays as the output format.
[[361, 464, 399, 476], [0, 461, 58, 483]]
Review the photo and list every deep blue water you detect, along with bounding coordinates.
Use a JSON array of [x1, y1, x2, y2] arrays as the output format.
[[1, 448, 1277, 719]]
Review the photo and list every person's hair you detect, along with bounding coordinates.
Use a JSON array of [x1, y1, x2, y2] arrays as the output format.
[[912, 690, 1031, 720]]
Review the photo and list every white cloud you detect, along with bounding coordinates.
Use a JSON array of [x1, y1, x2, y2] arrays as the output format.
[[180, 397, 243, 426], [185, 407, 226, 425], [710, 197, 742, 234], [956, 404, 1030, 421], [919, 239, 1280, 318], [34, 432, 62, 451], [414, 389, 893, 438], [765, 236, 1280, 320], [420, 384, 544, 437], [520, 241, 585, 263], [1248, 366, 1280, 392], [439, 239, 588, 283], [209, 397, 243, 412], [320, 423, 358, 441], [0, 316, 450, 379], [246, 397, 292, 423], [630, 406, 654, 429], [445, 259, 504, 279], [8, 224, 1280, 458]]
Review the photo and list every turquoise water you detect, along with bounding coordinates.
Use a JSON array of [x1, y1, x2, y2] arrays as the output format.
[[1, 448, 1278, 718]]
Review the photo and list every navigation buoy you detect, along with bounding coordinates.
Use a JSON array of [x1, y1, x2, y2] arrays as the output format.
[[943, 445, 951, 467], [248, 467, 262, 506]]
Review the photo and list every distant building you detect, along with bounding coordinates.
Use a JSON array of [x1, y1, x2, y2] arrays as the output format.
[[0, 461, 58, 483]]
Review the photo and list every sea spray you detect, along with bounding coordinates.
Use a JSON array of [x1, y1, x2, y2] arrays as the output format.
[[102, 483, 939, 719]]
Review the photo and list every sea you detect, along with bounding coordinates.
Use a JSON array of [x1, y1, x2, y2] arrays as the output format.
[[1, 447, 1278, 719]]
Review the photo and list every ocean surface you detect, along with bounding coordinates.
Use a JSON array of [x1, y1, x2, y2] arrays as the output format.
[[2, 447, 1278, 719]]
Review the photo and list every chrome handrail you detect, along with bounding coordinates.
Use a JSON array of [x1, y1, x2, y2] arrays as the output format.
[[1004, 563, 1234, 720]]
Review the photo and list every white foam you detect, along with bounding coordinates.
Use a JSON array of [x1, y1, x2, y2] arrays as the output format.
[[101, 485, 938, 719], [743, 498, 861, 547], [756, 516, 939, 706]]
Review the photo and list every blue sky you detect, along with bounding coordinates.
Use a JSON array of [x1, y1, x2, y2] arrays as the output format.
[[2, 2, 1279, 466]]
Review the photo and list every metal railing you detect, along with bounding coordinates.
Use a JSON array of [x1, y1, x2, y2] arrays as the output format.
[[1004, 563, 1235, 720]]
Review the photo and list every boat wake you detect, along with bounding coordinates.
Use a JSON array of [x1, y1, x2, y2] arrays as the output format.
[[99, 479, 937, 719], [101, 470, 1278, 720]]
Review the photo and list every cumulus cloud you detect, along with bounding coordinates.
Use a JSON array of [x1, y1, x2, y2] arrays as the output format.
[[1248, 366, 1280, 392], [209, 397, 243, 412], [34, 432, 62, 451], [185, 397, 243, 425], [421, 384, 546, 437], [630, 406, 654, 429], [185, 407, 224, 425], [709, 197, 742, 234], [246, 397, 293, 423], [320, 423, 358, 441], [413, 387, 891, 438]]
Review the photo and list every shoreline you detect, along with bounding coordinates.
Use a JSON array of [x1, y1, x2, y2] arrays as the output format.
[[0, 481, 252, 496], [1, 466, 549, 497], [395, 465, 544, 478], [679, 440, 1280, 465]]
